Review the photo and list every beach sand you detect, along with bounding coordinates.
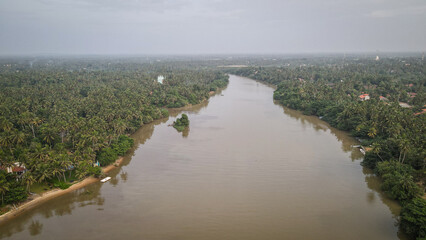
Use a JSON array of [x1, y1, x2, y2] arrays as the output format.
[[0, 157, 124, 224]]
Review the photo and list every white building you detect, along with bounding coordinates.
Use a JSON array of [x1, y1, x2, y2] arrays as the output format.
[[157, 75, 165, 84]]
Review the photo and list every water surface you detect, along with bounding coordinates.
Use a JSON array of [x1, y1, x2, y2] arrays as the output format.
[[0, 75, 404, 240]]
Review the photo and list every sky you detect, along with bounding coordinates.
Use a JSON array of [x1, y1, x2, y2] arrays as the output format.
[[0, 0, 425, 55]]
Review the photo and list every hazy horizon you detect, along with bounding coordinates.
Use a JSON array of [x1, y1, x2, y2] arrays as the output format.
[[1, 0, 425, 55]]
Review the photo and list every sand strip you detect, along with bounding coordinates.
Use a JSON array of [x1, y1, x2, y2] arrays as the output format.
[[0, 157, 123, 224]]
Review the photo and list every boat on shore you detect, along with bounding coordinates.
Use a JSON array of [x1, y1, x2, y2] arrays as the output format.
[[101, 177, 111, 183]]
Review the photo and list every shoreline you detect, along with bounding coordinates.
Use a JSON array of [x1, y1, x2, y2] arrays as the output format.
[[0, 86, 229, 225], [0, 157, 124, 224], [237, 74, 426, 199]]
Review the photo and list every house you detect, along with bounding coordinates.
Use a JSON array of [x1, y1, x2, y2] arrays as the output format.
[[157, 75, 165, 84], [399, 102, 412, 108], [408, 92, 417, 98], [359, 94, 370, 101], [414, 108, 426, 116], [414, 105, 426, 116], [0, 162, 27, 175], [379, 96, 388, 101]]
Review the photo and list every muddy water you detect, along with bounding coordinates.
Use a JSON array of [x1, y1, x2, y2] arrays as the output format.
[[0, 75, 405, 240]]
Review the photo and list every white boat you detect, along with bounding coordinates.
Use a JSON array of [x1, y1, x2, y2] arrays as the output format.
[[101, 177, 111, 183], [360, 149, 366, 155]]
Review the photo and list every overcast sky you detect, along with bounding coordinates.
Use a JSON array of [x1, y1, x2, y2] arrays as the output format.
[[0, 0, 425, 55]]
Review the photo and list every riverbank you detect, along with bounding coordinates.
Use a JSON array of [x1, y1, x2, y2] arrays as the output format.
[[0, 87, 229, 225], [0, 157, 124, 224], [0, 74, 408, 240]]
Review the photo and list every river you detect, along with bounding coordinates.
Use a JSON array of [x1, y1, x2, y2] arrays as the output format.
[[0, 75, 406, 240]]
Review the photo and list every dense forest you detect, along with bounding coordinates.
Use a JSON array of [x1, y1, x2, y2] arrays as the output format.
[[229, 56, 425, 239], [0, 57, 228, 209], [1, 54, 425, 238]]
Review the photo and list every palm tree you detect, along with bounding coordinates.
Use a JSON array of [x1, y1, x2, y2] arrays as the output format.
[[29, 117, 42, 139], [0, 117, 13, 132], [0, 173, 10, 205], [11, 130, 26, 146], [23, 172, 36, 192]]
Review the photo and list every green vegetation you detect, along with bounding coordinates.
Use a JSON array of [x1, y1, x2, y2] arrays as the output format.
[[0, 171, 27, 206], [97, 135, 133, 166], [229, 55, 425, 239], [29, 182, 50, 194], [375, 161, 422, 202], [0, 57, 229, 209], [173, 114, 190, 132], [53, 180, 71, 190], [400, 197, 426, 239]]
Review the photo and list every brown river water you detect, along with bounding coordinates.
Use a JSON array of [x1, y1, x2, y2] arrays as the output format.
[[0, 75, 406, 240]]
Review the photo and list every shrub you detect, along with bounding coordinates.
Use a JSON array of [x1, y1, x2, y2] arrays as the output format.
[[362, 151, 381, 169], [161, 108, 169, 118], [97, 147, 118, 167], [112, 135, 134, 155], [88, 166, 102, 178], [376, 161, 414, 176], [376, 161, 421, 202], [97, 135, 133, 166], [400, 198, 426, 239], [53, 181, 71, 190], [3, 179, 28, 204], [381, 173, 421, 202], [173, 114, 189, 132]]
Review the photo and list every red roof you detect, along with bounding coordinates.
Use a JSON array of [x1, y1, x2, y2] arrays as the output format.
[[359, 94, 369, 98], [0, 166, 26, 172], [12, 167, 26, 172], [414, 109, 426, 116], [408, 92, 417, 98]]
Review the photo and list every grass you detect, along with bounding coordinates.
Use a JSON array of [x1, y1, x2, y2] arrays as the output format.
[[63, 170, 79, 183], [30, 182, 51, 194], [0, 206, 11, 216], [29, 170, 80, 194]]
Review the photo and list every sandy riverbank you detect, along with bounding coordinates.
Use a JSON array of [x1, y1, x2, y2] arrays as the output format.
[[0, 157, 124, 224], [0, 86, 229, 224]]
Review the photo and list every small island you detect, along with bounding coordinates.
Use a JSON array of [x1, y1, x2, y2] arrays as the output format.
[[173, 114, 190, 132]]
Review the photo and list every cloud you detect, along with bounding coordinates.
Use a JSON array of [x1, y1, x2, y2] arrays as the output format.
[[369, 4, 426, 18], [35, 0, 190, 12], [0, 0, 425, 54]]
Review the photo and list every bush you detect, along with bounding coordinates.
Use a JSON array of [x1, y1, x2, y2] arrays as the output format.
[[112, 135, 134, 155], [3, 179, 28, 204], [142, 115, 154, 124], [376, 161, 421, 202], [88, 166, 102, 178], [161, 108, 169, 118], [97, 135, 133, 166], [381, 173, 421, 202], [97, 147, 118, 167], [400, 198, 426, 239], [362, 151, 381, 169], [53, 181, 71, 190], [376, 161, 414, 176], [173, 114, 189, 132]]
